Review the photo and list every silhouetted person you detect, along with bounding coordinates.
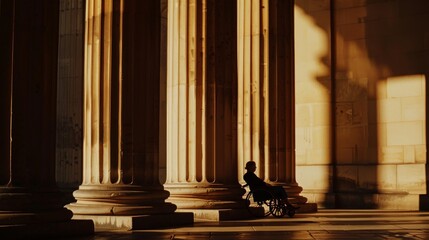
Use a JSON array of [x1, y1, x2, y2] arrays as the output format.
[[243, 161, 298, 209]]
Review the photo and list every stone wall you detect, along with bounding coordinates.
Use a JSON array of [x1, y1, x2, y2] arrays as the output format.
[[56, 0, 84, 193], [295, 0, 428, 209], [294, 0, 334, 207]]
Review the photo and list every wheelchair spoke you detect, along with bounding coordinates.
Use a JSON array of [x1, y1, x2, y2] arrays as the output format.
[[269, 198, 286, 217], [244, 186, 296, 218]]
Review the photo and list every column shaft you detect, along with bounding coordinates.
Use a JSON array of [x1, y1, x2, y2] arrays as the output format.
[[237, 0, 313, 208], [0, 0, 93, 237], [166, 0, 246, 219], [266, 0, 305, 202], [237, 0, 268, 179], [0, 0, 64, 215], [67, 0, 192, 229]]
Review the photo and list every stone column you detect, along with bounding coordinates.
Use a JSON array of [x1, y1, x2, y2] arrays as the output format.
[[165, 0, 247, 221], [237, 0, 265, 174], [237, 0, 316, 211], [66, 0, 192, 230], [0, 0, 93, 238]]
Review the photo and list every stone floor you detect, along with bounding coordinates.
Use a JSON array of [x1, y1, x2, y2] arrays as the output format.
[[68, 210, 429, 240]]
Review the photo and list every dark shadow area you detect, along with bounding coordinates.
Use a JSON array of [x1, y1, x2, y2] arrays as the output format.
[[55, 0, 85, 204]]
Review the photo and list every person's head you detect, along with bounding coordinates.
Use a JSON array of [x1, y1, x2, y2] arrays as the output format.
[[245, 161, 256, 172]]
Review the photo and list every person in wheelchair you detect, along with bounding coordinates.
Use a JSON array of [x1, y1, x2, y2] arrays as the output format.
[[243, 161, 299, 210]]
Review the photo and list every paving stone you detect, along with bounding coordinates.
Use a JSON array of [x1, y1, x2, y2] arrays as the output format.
[[65, 210, 429, 240]]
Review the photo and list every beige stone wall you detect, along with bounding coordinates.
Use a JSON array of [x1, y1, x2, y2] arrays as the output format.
[[294, 0, 334, 206], [295, 0, 428, 209]]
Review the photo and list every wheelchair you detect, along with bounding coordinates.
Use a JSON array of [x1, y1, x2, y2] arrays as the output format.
[[243, 184, 296, 218]]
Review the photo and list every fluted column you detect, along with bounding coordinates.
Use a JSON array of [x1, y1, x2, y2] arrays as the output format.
[[237, 0, 265, 174], [165, 0, 246, 220], [66, 0, 192, 229], [0, 0, 93, 237], [265, 0, 307, 205], [237, 0, 314, 210]]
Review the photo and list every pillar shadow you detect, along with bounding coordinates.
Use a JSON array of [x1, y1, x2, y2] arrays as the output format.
[[294, 0, 429, 209]]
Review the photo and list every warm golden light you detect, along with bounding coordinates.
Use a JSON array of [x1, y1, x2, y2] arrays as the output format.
[[376, 74, 426, 208], [294, 3, 332, 196], [294, 0, 428, 209]]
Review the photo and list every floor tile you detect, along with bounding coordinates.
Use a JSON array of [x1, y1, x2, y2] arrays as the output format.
[[66, 210, 429, 240]]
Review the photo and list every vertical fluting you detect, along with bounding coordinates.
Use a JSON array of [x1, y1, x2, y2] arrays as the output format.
[[165, 0, 245, 210], [237, 0, 307, 204], [237, 0, 266, 178], [67, 0, 176, 216], [0, 0, 75, 224]]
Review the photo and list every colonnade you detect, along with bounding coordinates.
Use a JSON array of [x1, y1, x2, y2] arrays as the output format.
[[0, 0, 314, 236]]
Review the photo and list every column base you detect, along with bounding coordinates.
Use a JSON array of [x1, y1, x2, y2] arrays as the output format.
[[420, 194, 429, 211], [296, 203, 318, 213], [177, 209, 254, 221], [72, 212, 194, 230], [0, 219, 93, 239], [177, 203, 317, 221]]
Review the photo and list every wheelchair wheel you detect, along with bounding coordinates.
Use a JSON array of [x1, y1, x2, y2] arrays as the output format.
[[245, 189, 274, 217], [269, 198, 286, 217], [286, 208, 296, 217]]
